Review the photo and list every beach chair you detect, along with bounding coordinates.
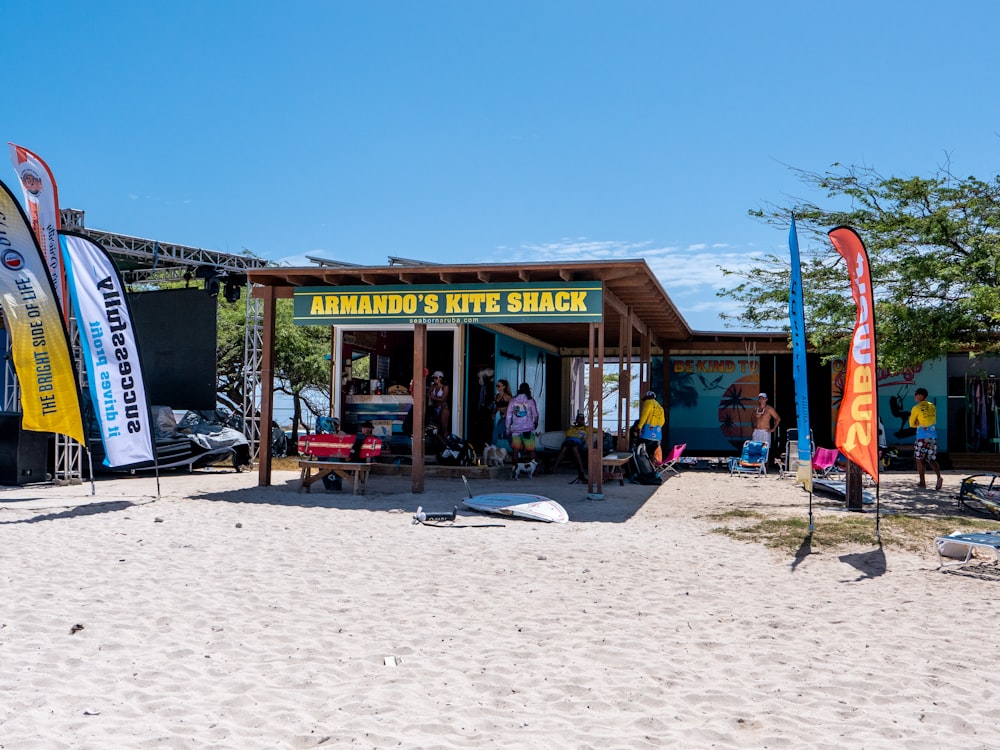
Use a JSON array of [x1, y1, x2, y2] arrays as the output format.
[[728, 440, 768, 477], [776, 428, 805, 478], [935, 531, 1000, 568], [811, 446, 844, 479], [656, 443, 686, 477]]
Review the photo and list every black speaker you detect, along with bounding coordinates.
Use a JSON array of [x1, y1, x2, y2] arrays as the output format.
[[0, 412, 50, 486]]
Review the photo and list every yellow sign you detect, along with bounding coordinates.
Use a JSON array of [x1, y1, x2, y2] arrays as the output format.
[[294, 283, 603, 325]]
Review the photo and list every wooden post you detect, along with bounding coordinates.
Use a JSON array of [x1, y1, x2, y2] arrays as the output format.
[[412, 324, 427, 493], [618, 311, 629, 449], [587, 321, 605, 499], [257, 286, 276, 487], [846, 460, 864, 511]]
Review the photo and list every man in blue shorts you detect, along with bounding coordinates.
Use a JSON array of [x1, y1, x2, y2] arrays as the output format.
[[909, 387, 942, 491]]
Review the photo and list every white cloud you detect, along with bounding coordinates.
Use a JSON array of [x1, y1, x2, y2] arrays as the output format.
[[509, 237, 781, 331]]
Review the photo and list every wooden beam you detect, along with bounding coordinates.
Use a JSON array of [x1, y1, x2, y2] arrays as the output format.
[[640, 329, 651, 397], [257, 285, 277, 487], [412, 324, 427, 493], [603, 286, 627, 316], [587, 321, 605, 499], [618, 311, 630, 447]]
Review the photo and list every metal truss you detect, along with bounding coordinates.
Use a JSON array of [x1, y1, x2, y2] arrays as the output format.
[[242, 294, 264, 459], [2, 209, 271, 480]]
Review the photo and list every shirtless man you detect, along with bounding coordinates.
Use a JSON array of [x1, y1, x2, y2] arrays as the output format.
[[752, 392, 780, 446]]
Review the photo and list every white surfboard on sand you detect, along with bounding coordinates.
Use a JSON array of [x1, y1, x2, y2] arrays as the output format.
[[463, 493, 569, 523]]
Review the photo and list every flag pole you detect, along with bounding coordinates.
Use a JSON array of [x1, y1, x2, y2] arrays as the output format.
[[86, 447, 95, 496]]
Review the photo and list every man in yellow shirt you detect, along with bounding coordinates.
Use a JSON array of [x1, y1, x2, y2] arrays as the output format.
[[909, 387, 942, 491], [636, 390, 665, 457]]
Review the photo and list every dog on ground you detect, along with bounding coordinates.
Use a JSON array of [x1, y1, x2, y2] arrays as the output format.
[[511, 458, 537, 479], [483, 444, 507, 467]]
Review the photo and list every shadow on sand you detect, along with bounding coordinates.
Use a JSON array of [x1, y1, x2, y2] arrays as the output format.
[[838, 544, 887, 581], [0, 500, 138, 525], [189, 470, 667, 524]]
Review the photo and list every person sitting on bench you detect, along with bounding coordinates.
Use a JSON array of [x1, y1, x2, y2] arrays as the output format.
[[553, 413, 588, 482], [323, 420, 375, 492], [320, 418, 348, 491]]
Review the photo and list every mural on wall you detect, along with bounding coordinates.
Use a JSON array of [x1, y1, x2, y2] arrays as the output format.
[[669, 357, 760, 451], [831, 357, 948, 451]]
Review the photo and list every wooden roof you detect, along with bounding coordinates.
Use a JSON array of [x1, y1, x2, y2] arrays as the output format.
[[248, 258, 789, 353]]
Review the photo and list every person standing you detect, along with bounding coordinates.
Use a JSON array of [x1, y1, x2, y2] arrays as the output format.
[[909, 387, 943, 490], [427, 371, 450, 436], [636, 390, 665, 458], [492, 379, 513, 449], [506, 382, 539, 462], [752, 393, 781, 447]]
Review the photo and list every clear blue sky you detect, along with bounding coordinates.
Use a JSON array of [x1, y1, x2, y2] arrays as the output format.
[[6, 1, 1000, 330]]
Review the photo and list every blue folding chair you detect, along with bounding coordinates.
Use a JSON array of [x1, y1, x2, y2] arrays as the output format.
[[729, 440, 768, 477]]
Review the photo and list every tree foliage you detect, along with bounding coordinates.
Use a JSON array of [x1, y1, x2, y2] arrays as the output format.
[[720, 163, 1000, 370], [216, 296, 331, 442], [216, 295, 251, 412]]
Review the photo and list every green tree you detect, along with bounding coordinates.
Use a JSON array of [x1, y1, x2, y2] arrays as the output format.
[[720, 163, 1000, 370], [272, 300, 331, 443], [216, 296, 331, 449], [216, 294, 251, 413]]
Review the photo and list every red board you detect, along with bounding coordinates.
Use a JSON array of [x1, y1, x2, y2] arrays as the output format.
[[298, 434, 382, 460]]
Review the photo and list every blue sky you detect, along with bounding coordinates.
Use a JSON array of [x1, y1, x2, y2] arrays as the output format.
[[6, 1, 1000, 330]]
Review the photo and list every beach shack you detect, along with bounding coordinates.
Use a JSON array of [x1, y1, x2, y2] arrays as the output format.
[[246, 259, 790, 495]]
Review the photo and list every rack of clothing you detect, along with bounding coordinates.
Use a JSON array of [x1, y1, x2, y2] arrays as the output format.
[[966, 374, 1000, 452]]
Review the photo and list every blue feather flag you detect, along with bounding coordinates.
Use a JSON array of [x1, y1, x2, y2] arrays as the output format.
[[788, 216, 812, 492]]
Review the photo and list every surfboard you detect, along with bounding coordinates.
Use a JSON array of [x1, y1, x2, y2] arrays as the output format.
[[462, 493, 569, 523], [536, 431, 566, 452], [812, 479, 875, 505]]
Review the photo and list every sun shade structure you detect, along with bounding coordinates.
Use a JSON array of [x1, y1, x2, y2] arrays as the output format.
[[248, 258, 791, 495], [248, 259, 690, 351]]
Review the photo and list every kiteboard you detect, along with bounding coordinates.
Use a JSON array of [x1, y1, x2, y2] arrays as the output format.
[[812, 479, 875, 505], [462, 493, 569, 523]]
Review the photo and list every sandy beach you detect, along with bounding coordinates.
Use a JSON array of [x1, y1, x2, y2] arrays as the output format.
[[2, 465, 999, 749]]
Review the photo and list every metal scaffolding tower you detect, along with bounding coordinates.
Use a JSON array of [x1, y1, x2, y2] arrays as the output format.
[[1, 208, 270, 481]]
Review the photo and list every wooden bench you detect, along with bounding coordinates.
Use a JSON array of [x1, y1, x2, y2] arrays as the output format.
[[297, 434, 383, 494], [299, 461, 373, 495], [602, 453, 634, 486]]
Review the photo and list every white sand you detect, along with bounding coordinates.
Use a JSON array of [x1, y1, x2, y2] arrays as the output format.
[[2, 467, 999, 749]]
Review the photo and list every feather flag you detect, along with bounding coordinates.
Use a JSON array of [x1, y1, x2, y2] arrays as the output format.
[[61, 231, 155, 467], [8, 144, 65, 314], [0, 177, 85, 443], [788, 217, 812, 491], [828, 226, 879, 484]]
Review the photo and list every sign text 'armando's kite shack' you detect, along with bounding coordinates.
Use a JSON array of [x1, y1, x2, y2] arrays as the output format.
[[293, 282, 604, 326]]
